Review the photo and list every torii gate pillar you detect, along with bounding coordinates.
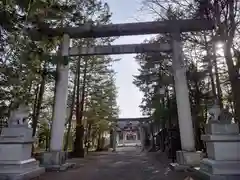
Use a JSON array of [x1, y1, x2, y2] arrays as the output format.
[[50, 34, 70, 152], [42, 34, 74, 170], [172, 32, 202, 166]]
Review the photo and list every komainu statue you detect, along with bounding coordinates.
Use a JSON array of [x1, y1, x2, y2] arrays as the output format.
[[219, 105, 233, 124], [8, 104, 30, 126], [208, 104, 233, 124], [207, 104, 221, 123]]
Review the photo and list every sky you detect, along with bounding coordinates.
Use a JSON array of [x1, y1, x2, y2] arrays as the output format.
[[103, 0, 153, 118]]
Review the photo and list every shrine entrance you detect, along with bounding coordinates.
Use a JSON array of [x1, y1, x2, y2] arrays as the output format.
[[115, 117, 149, 147], [29, 19, 214, 166]]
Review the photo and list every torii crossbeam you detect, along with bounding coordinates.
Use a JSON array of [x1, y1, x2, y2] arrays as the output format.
[[29, 19, 214, 40], [69, 43, 171, 56]]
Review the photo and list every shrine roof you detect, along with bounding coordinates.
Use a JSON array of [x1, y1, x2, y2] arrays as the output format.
[[117, 117, 150, 122]]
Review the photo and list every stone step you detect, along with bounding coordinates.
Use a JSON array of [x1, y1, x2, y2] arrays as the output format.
[[200, 159, 240, 175], [0, 159, 40, 172], [190, 166, 240, 180], [0, 166, 45, 180]]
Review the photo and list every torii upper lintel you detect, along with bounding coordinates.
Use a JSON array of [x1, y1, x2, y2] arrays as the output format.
[[28, 19, 214, 40]]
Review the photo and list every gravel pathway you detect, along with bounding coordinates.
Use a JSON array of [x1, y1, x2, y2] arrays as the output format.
[[39, 147, 191, 180]]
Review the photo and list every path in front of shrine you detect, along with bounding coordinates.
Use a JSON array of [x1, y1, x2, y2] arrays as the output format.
[[40, 147, 190, 180]]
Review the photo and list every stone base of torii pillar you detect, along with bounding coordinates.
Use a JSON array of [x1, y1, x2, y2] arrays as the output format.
[[175, 151, 203, 167], [41, 151, 75, 171]]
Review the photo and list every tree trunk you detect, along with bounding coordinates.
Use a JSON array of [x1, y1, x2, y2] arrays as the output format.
[[166, 87, 172, 128], [73, 57, 82, 156], [224, 45, 240, 121], [64, 73, 77, 151], [32, 85, 39, 125], [211, 29, 223, 108], [73, 57, 88, 157], [45, 129, 49, 151], [193, 80, 202, 150], [32, 68, 47, 137], [47, 63, 59, 151], [209, 65, 217, 99], [85, 123, 92, 153], [203, 32, 217, 100], [97, 132, 101, 151], [223, 0, 240, 121], [213, 49, 223, 108], [150, 122, 156, 150]]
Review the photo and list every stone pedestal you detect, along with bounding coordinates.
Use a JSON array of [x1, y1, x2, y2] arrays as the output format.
[[0, 126, 45, 180], [195, 123, 240, 180]]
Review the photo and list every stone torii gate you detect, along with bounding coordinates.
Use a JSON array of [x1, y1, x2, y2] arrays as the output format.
[[30, 19, 214, 169]]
